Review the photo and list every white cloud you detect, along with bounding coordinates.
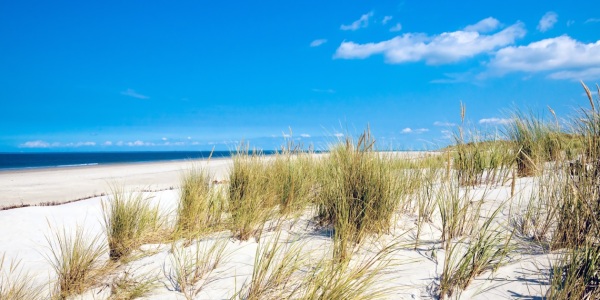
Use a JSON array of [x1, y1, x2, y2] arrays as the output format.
[[19, 140, 50, 148], [479, 118, 512, 125], [282, 133, 291, 138], [382, 16, 393, 24], [67, 142, 96, 147], [567, 20, 575, 27], [19, 140, 96, 148], [489, 36, 600, 77], [187, 136, 192, 140], [161, 137, 168, 141], [334, 19, 526, 65], [585, 18, 600, 24], [434, 121, 456, 126], [537, 12, 558, 32], [334, 133, 344, 137], [548, 67, 600, 81], [300, 134, 311, 138], [401, 127, 429, 134], [116, 141, 124, 146], [464, 17, 501, 33], [103, 141, 113, 146], [126, 140, 154, 146], [341, 11, 374, 31], [121, 89, 149, 99], [389, 23, 402, 32], [310, 39, 327, 47]]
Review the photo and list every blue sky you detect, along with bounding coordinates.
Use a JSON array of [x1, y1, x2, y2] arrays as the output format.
[[1, 1, 599, 152]]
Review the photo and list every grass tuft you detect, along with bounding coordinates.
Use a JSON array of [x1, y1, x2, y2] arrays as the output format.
[[317, 128, 400, 260], [0, 253, 43, 300], [45, 224, 107, 299], [102, 187, 165, 261]]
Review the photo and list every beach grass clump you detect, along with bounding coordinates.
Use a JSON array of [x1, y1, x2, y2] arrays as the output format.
[[452, 103, 515, 186], [505, 110, 561, 177], [316, 129, 400, 260], [176, 168, 225, 237], [166, 236, 230, 299], [550, 83, 600, 250], [547, 243, 600, 299], [438, 208, 513, 299], [454, 140, 487, 186], [292, 242, 399, 300], [109, 268, 159, 300], [265, 140, 317, 216], [543, 82, 600, 298], [102, 187, 164, 261], [413, 167, 442, 249], [512, 170, 563, 244], [228, 147, 274, 240], [45, 225, 107, 299], [234, 231, 306, 300], [436, 179, 484, 243], [0, 254, 43, 300]]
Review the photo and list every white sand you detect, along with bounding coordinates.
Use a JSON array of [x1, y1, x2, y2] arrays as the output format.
[[0, 156, 556, 299], [0, 158, 231, 208]]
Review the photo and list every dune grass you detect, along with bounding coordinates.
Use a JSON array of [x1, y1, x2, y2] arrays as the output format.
[[266, 147, 316, 217], [317, 129, 400, 261], [0, 254, 43, 300], [543, 82, 600, 299], [505, 109, 563, 177], [176, 168, 226, 238], [166, 235, 230, 299], [102, 187, 165, 261], [44, 225, 107, 299], [438, 206, 514, 299], [234, 230, 306, 300], [294, 241, 400, 300], [228, 147, 275, 241], [436, 179, 485, 244], [109, 267, 159, 300]]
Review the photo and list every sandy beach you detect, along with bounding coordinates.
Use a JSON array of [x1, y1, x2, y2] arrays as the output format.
[[0, 158, 232, 208]]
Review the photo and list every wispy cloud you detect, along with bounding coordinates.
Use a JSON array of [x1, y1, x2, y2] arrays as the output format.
[[19, 140, 50, 148], [333, 133, 344, 137], [434, 121, 456, 127], [464, 17, 501, 33], [126, 140, 155, 146], [382, 16, 393, 25], [548, 68, 600, 81], [401, 127, 429, 134], [488, 35, 600, 80], [585, 18, 600, 24], [335, 18, 525, 65], [479, 118, 512, 125], [340, 11, 374, 31], [537, 12, 558, 32], [121, 88, 149, 99], [300, 133, 311, 138], [103, 141, 113, 146], [310, 39, 328, 47], [389, 23, 402, 32], [19, 140, 96, 148]]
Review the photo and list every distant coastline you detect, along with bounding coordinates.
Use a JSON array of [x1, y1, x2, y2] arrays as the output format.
[[0, 151, 249, 171]]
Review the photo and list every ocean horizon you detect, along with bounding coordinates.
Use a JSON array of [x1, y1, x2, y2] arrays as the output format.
[[0, 151, 279, 171]]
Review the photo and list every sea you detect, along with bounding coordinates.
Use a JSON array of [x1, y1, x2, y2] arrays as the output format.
[[0, 151, 278, 171]]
